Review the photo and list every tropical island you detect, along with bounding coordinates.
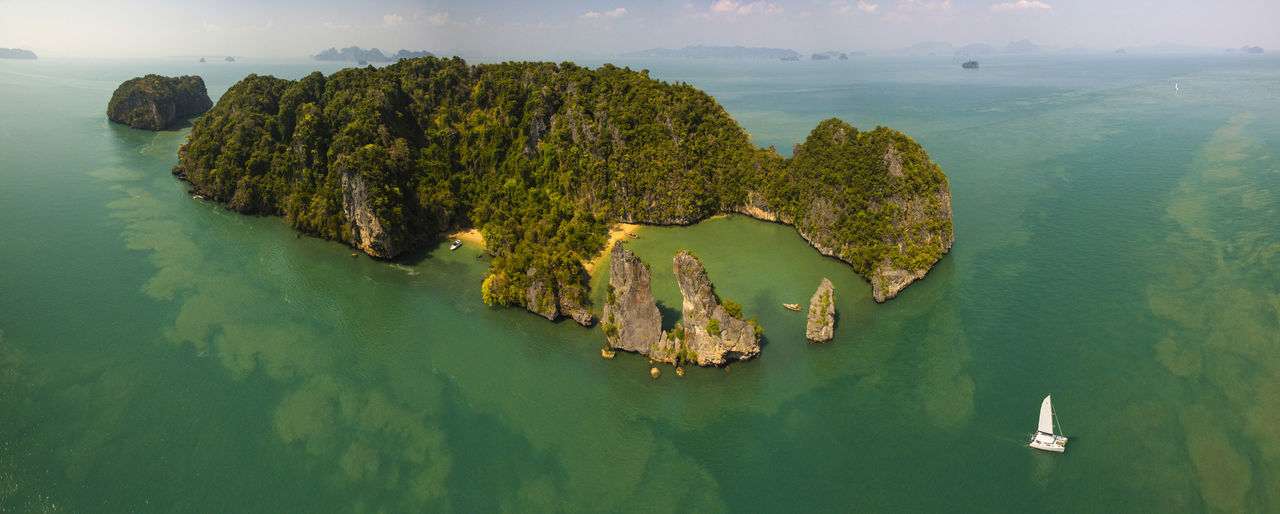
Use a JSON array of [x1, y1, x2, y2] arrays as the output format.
[[314, 46, 433, 62], [0, 48, 37, 59], [173, 56, 953, 327], [107, 75, 213, 130]]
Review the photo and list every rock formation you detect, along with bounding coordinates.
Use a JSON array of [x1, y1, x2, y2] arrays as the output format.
[[340, 166, 396, 258], [600, 247, 761, 366], [601, 244, 663, 354], [106, 75, 212, 130], [806, 278, 835, 343], [670, 250, 760, 365]]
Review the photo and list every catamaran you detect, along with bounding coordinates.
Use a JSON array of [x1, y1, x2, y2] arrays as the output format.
[[1029, 395, 1068, 453]]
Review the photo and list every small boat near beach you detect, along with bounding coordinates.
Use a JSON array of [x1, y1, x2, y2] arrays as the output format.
[[449, 240, 462, 251], [782, 303, 801, 311], [1029, 394, 1068, 453], [627, 232, 639, 239]]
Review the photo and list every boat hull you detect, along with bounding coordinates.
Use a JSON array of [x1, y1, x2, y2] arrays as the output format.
[[1029, 432, 1067, 453]]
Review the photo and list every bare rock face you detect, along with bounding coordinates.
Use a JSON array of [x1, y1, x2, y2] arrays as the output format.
[[556, 286, 594, 326], [340, 167, 396, 258], [524, 268, 558, 321], [672, 250, 760, 366], [806, 278, 836, 343], [601, 244, 663, 354]]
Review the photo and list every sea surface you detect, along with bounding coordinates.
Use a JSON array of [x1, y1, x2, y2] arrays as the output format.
[[1, 54, 1278, 511]]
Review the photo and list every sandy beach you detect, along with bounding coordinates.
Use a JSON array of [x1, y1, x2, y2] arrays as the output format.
[[583, 223, 641, 274], [443, 228, 486, 249]]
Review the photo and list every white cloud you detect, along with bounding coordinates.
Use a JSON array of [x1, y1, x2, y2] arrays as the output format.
[[382, 13, 405, 26], [580, 7, 628, 20], [710, 0, 783, 15], [427, 12, 450, 25], [712, 0, 739, 13], [832, 1, 875, 14], [202, 20, 221, 32], [902, 0, 952, 11], [321, 21, 350, 30], [990, 0, 1050, 11]]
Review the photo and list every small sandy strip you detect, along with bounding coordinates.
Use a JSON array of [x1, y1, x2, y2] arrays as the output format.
[[584, 223, 640, 274], [443, 228, 486, 249]]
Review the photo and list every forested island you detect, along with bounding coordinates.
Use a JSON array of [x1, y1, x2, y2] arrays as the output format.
[[314, 47, 433, 62], [173, 56, 953, 325], [0, 48, 37, 59], [107, 75, 212, 130]]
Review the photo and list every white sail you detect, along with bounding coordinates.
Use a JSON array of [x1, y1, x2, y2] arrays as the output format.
[[1038, 395, 1054, 434]]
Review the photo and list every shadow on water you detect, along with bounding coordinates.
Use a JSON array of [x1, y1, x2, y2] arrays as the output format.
[[656, 300, 680, 332]]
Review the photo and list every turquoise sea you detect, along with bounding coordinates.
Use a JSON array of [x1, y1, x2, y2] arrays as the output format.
[[1, 53, 1278, 511]]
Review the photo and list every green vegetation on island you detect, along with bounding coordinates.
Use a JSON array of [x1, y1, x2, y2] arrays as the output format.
[[173, 56, 953, 323], [107, 75, 213, 130]]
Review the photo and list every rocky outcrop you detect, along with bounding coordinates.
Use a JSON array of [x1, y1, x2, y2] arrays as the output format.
[[340, 166, 396, 258], [107, 75, 212, 130], [806, 278, 835, 343], [601, 244, 663, 354], [671, 250, 760, 365]]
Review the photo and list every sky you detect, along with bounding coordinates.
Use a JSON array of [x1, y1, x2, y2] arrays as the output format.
[[1, 0, 1277, 59]]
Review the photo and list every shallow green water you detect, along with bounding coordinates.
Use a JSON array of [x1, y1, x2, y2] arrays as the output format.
[[1, 54, 1278, 511]]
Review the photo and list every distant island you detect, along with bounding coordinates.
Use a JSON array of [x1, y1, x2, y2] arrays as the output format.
[[622, 45, 801, 60], [1241, 45, 1264, 54], [225, 56, 235, 62], [0, 48, 37, 59], [107, 75, 212, 130], [313, 46, 433, 62], [811, 51, 848, 60], [174, 57, 953, 326]]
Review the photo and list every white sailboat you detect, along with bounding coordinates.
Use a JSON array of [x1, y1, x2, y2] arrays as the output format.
[[1029, 395, 1068, 453]]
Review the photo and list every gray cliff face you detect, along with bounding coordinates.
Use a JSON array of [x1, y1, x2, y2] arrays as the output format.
[[672, 250, 760, 366], [556, 287, 594, 326], [339, 166, 396, 258], [806, 278, 836, 343], [602, 245, 663, 354], [524, 268, 558, 321]]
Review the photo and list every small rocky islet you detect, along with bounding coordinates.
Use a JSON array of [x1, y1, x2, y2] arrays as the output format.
[[806, 278, 836, 343], [107, 75, 212, 130]]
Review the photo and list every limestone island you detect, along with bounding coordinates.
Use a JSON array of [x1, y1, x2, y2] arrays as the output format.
[[108, 75, 213, 131], [0, 48, 37, 59], [313, 47, 433, 62], [172, 57, 953, 329], [603, 246, 760, 366], [806, 278, 835, 343]]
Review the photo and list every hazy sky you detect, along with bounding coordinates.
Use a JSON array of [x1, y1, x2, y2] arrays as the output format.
[[2, 0, 1276, 58]]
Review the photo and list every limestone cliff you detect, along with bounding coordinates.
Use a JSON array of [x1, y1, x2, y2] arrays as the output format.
[[670, 250, 760, 365], [107, 75, 212, 130], [601, 244, 663, 353], [806, 278, 835, 343], [340, 166, 396, 258]]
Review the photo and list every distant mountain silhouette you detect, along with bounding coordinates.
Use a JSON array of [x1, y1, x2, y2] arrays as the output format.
[[313, 47, 433, 62]]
